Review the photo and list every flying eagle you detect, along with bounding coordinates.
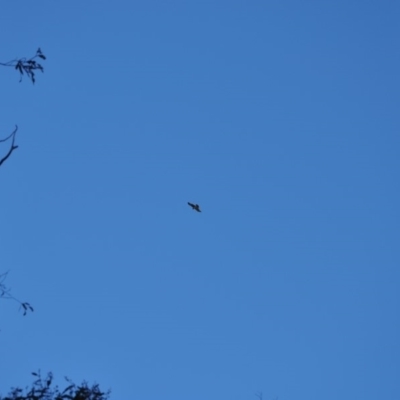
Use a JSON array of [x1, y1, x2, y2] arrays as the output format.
[[188, 202, 201, 212]]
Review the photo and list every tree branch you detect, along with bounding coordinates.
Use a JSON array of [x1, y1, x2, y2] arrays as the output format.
[[0, 48, 46, 84], [0, 125, 18, 167]]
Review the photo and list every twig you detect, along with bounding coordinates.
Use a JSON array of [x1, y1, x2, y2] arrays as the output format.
[[0, 125, 18, 166], [0, 271, 34, 316], [0, 47, 46, 84]]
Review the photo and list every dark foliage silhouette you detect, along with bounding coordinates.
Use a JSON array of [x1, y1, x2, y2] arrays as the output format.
[[0, 47, 46, 84], [0, 371, 110, 400], [0, 48, 46, 168]]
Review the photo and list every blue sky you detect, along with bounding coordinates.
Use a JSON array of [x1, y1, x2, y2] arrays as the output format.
[[1, 1, 399, 400]]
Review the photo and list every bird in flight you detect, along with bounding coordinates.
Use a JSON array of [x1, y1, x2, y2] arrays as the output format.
[[188, 202, 201, 212]]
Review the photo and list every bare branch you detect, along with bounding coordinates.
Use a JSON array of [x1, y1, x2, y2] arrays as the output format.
[[0, 125, 18, 167]]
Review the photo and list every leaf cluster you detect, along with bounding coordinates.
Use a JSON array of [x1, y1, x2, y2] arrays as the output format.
[[0, 372, 110, 400], [14, 48, 46, 84], [0, 48, 46, 84]]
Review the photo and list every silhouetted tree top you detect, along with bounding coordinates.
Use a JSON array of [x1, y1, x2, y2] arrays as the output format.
[[0, 371, 110, 400]]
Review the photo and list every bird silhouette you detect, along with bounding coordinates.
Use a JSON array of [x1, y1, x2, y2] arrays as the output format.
[[188, 202, 201, 212]]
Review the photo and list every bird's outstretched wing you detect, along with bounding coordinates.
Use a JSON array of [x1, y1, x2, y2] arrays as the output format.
[[188, 202, 201, 212]]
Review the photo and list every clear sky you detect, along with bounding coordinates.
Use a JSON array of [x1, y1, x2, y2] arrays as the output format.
[[1, 1, 399, 400]]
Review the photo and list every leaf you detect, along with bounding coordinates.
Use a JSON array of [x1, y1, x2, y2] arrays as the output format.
[[38, 54, 46, 60], [62, 385, 75, 394]]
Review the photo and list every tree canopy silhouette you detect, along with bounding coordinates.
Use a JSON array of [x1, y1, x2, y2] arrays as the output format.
[[0, 371, 110, 400]]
